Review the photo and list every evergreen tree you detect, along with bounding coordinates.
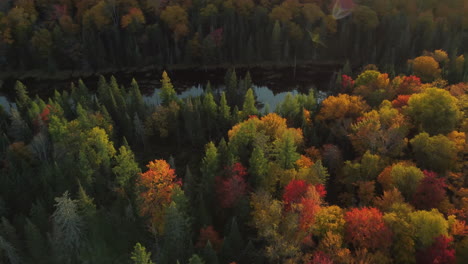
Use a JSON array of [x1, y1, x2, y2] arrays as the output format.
[[131, 243, 154, 264], [183, 166, 196, 201], [24, 218, 48, 264], [189, 254, 205, 264], [242, 88, 258, 119], [129, 78, 145, 118], [221, 218, 244, 263], [0, 235, 20, 264], [160, 71, 177, 106], [77, 183, 97, 220], [218, 92, 231, 129], [249, 147, 268, 188], [203, 92, 218, 138], [202, 241, 219, 264], [51, 191, 83, 262], [162, 202, 190, 264], [14, 81, 31, 112], [275, 131, 300, 169], [272, 21, 282, 61], [200, 142, 219, 198], [226, 69, 238, 107]]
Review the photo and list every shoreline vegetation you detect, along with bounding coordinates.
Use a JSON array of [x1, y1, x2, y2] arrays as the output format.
[[0, 60, 343, 83]]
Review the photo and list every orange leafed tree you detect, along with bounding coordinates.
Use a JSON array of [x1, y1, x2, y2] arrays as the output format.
[[137, 159, 178, 233], [317, 94, 369, 121], [344, 207, 393, 250]]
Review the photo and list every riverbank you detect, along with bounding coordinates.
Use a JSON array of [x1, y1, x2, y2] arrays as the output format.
[[0, 60, 343, 97]]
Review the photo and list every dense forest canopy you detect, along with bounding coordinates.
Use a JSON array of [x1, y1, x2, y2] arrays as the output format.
[[0, 0, 467, 76], [0, 1, 468, 264]]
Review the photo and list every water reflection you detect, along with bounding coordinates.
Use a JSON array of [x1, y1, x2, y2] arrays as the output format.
[[142, 84, 326, 113], [0, 95, 14, 112], [1, 84, 330, 114]]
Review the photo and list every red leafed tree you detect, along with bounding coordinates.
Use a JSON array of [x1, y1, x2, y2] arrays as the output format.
[[308, 251, 333, 264], [196, 226, 223, 251], [283, 179, 311, 210], [397, 75, 422, 95], [315, 184, 327, 198], [344, 207, 393, 249], [392, 95, 411, 109], [300, 196, 321, 231], [40, 105, 51, 122], [416, 236, 456, 264], [217, 163, 248, 208], [341, 75, 355, 92], [412, 170, 447, 210], [137, 159, 178, 232]]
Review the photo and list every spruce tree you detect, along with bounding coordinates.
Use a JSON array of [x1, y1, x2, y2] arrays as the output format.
[[276, 131, 300, 169], [189, 254, 205, 264], [249, 147, 268, 187], [242, 88, 258, 119], [218, 92, 231, 129], [160, 71, 177, 106]]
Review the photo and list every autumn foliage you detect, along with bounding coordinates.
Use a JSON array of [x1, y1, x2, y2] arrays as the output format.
[[416, 236, 456, 264], [217, 163, 248, 208], [344, 207, 393, 249], [137, 159, 179, 233], [412, 171, 447, 210], [196, 226, 223, 252], [283, 180, 311, 209]]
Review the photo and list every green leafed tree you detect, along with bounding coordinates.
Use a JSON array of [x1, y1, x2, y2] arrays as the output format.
[[409, 209, 448, 249], [410, 132, 457, 173], [406, 87, 461, 135], [131, 243, 154, 264]]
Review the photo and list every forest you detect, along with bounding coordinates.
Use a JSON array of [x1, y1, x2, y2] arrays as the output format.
[[0, 0, 467, 78], [0, 0, 468, 264]]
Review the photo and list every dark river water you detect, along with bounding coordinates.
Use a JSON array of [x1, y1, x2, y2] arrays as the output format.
[[0, 65, 339, 113]]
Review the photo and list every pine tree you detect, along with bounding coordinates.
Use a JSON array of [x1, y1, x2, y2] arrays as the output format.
[[203, 92, 218, 138], [0, 235, 20, 264], [272, 21, 282, 61], [312, 160, 330, 185], [200, 142, 219, 198], [14, 81, 31, 111], [218, 92, 231, 128], [77, 183, 97, 220], [97, 75, 109, 106], [183, 166, 196, 201], [244, 71, 252, 91], [242, 88, 258, 119], [162, 202, 190, 263], [189, 254, 205, 264], [131, 243, 154, 264], [221, 218, 244, 263], [249, 147, 268, 187], [276, 131, 300, 169], [202, 241, 219, 264], [24, 218, 48, 263], [160, 71, 177, 106], [51, 191, 83, 262], [129, 78, 145, 118], [226, 69, 238, 107]]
